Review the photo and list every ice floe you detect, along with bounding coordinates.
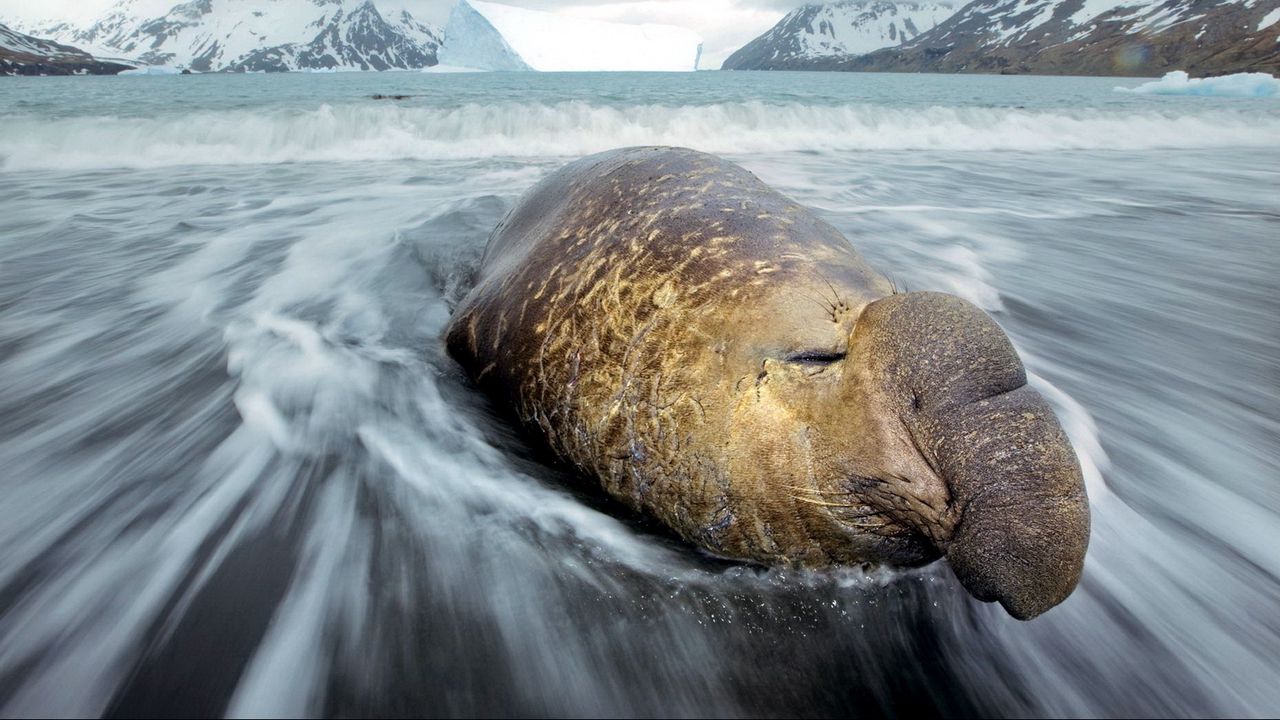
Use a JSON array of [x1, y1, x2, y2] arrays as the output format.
[[1117, 70, 1280, 97]]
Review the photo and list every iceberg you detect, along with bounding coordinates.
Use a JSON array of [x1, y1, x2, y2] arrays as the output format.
[[421, 63, 486, 73], [1117, 70, 1280, 98], [118, 65, 181, 75], [437, 0, 529, 71], [439, 0, 703, 72]]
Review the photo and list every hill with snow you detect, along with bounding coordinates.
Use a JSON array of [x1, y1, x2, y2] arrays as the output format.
[[725, 0, 1280, 76], [1, 21, 135, 75], [439, 0, 703, 71], [722, 1, 956, 70], [10, 0, 447, 72]]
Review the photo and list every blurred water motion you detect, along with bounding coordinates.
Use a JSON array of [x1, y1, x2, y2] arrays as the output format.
[[0, 72, 1278, 717]]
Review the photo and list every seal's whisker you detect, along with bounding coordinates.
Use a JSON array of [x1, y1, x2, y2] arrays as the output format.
[[844, 509, 894, 520], [797, 291, 838, 315], [886, 273, 899, 295], [781, 484, 852, 496], [818, 273, 844, 309], [792, 496, 860, 508]]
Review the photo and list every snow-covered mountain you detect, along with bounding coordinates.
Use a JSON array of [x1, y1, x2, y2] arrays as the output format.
[[226, 1, 443, 71], [725, 0, 1280, 76], [722, 1, 956, 70], [1, 22, 136, 75], [14, 0, 445, 72], [440, 0, 703, 71], [8, 0, 705, 73]]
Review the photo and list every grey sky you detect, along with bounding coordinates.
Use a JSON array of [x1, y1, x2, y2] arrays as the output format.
[[0, 0, 803, 67]]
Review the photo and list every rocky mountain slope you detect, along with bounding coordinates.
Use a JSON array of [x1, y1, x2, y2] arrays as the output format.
[[722, 1, 956, 70], [1, 22, 135, 75], [13, 0, 443, 72], [725, 0, 1280, 76]]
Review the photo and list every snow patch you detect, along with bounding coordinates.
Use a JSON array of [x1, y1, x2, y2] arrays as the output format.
[[1068, 0, 1143, 27], [1128, 2, 1197, 34], [989, 0, 1057, 45], [796, 2, 956, 57], [1116, 70, 1280, 97], [1258, 8, 1280, 32]]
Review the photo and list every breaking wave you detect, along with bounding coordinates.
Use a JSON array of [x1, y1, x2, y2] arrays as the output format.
[[3, 100, 1280, 169]]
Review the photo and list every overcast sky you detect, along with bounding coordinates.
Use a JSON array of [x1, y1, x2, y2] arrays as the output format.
[[0, 0, 802, 68]]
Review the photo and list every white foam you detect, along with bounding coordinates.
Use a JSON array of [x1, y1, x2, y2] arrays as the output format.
[[1117, 70, 1280, 97], [3, 101, 1280, 171]]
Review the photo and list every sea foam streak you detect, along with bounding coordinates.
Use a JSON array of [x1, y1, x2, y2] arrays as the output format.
[[2, 101, 1279, 170]]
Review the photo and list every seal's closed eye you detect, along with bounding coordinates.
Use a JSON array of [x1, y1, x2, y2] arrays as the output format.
[[784, 351, 847, 365]]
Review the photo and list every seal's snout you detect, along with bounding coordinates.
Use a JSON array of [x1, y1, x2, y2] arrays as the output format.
[[934, 381, 1090, 619], [853, 292, 1090, 619]]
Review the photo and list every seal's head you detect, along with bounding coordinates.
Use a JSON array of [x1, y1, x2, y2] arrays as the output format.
[[715, 283, 1089, 620]]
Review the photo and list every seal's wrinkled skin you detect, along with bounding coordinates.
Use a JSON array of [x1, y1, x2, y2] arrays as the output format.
[[445, 147, 1090, 620]]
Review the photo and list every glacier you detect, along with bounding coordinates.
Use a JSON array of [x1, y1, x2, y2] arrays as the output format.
[[1117, 70, 1280, 97], [441, 0, 703, 72]]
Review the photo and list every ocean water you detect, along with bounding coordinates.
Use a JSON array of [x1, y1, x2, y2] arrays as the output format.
[[0, 71, 1277, 718]]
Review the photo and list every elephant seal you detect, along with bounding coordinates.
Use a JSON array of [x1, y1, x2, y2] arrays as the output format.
[[445, 147, 1089, 619]]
